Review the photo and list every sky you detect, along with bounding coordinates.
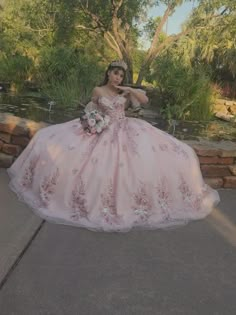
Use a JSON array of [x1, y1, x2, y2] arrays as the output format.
[[149, 1, 196, 35], [140, 1, 196, 48]]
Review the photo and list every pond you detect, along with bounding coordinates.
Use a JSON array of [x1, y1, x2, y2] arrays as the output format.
[[0, 92, 235, 142], [0, 92, 80, 124]]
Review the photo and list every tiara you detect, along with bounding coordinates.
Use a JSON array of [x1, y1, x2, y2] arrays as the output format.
[[110, 60, 128, 71]]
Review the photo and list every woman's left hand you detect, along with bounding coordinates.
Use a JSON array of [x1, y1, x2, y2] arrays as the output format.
[[115, 86, 131, 94], [115, 85, 149, 105]]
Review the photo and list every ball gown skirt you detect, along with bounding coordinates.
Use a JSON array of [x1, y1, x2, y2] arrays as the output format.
[[7, 95, 220, 232]]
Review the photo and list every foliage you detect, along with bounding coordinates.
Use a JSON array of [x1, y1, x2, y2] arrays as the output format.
[[1, 0, 235, 85], [183, 0, 236, 79], [37, 47, 104, 107], [0, 0, 106, 99], [0, 0, 236, 110], [149, 52, 215, 120], [0, 53, 33, 91]]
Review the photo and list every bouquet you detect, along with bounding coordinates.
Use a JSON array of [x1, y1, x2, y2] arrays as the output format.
[[80, 110, 110, 134]]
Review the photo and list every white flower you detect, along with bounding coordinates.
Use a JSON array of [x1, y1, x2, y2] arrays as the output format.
[[104, 116, 110, 125], [96, 126, 102, 133], [97, 121, 105, 128], [88, 118, 96, 127], [95, 113, 103, 121], [90, 127, 96, 134]]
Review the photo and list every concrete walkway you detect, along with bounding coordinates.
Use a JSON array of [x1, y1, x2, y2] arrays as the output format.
[[0, 168, 236, 315]]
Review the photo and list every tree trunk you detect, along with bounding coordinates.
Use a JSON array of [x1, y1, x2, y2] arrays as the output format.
[[135, 64, 148, 86], [126, 67, 133, 84], [124, 56, 133, 84], [136, 29, 189, 85], [135, 5, 172, 85]]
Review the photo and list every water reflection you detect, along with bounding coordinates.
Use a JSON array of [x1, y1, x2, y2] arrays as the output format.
[[0, 93, 81, 124]]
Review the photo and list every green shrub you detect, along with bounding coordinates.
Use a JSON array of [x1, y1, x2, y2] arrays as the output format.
[[150, 54, 215, 121], [0, 53, 33, 92], [37, 47, 104, 107]]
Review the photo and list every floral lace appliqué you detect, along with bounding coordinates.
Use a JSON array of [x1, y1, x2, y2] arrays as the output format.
[[156, 176, 172, 220], [159, 144, 169, 152], [101, 180, 122, 226], [169, 139, 189, 159], [21, 155, 40, 189], [49, 134, 55, 139], [81, 136, 100, 160], [40, 168, 60, 205], [123, 120, 139, 155], [132, 182, 152, 224], [70, 177, 88, 220], [178, 174, 202, 210]]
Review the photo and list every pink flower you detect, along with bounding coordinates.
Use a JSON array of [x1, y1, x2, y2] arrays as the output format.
[[95, 113, 102, 121], [90, 127, 97, 134]]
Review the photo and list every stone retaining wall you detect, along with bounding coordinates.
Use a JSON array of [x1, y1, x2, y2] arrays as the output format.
[[184, 140, 236, 189], [0, 113, 236, 188], [0, 113, 47, 168]]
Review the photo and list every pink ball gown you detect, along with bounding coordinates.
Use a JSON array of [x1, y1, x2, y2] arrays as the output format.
[[8, 95, 220, 232]]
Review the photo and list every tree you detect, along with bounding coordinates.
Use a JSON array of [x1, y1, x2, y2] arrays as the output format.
[[76, 0, 155, 83], [75, 0, 236, 85], [75, 1, 203, 84], [183, 0, 236, 78], [136, 0, 189, 84], [1, 0, 236, 87], [0, 0, 58, 58]]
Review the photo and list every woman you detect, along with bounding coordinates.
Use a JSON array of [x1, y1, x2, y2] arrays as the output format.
[[8, 60, 220, 232]]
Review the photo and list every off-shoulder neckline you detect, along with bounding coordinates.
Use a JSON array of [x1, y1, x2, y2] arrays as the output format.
[[98, 94, 126, 102]]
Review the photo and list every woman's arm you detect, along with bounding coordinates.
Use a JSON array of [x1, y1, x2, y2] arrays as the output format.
[[84, 87, 101, 113], [91, 86, 102, 101], [115, 86, 149, 105]]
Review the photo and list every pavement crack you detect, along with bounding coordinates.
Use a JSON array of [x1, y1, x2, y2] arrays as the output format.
[[0, 220, 45, 291]]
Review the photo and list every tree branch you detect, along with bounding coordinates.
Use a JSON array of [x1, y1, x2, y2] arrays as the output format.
[[104, 33, 122, 57], [77, 2, 106, 32], [111, 0, 125, 53], [153, 30, 189, 57], [146, 4, 173, 59], [75, 24, 100, 32], [111, 0, 123, 13], [106, 31, 122, 54]]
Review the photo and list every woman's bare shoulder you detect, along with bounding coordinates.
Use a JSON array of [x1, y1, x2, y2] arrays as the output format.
[[92, 86, 103, 98]]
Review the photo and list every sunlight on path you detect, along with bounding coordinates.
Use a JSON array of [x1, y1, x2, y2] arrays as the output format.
[[207, 207, 236, 247]]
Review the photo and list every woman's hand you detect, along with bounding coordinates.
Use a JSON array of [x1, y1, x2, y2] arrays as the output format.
[[115, 86, 148, 105], [115, 85, 131, 95]]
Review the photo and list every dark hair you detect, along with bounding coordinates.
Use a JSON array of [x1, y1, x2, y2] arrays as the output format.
[[99, 65, 126, 86]]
